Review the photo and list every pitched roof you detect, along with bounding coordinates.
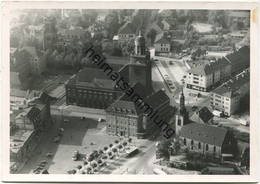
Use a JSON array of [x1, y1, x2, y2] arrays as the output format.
[[188, 58, 231, 76], [224, 46, 250, 75], [190, 106, 213, 123], [118, 21, 136, 34], [155, 32, 170, 44], [69, 68, 117, 90], [212, 71, 249, 98], [179, 123, 228, 147], [145, 90, 169, 110]]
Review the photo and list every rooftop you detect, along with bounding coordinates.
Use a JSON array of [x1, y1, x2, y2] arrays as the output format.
[[212, 71, 249, 98], [67, 67, 117, 90], [10, 129, 35, 154], [187, 58, 231, 76], [179, 123, 228, 147]]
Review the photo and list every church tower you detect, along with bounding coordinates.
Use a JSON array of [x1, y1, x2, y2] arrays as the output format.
[[129, 31, 152, 92], [175, 90, 189, 135]]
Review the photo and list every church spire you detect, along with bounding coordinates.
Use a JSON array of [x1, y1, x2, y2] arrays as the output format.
[[179, 89, 186, 115]]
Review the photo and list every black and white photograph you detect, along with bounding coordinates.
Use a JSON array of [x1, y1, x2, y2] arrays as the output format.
[[1, 1, 259, 183]]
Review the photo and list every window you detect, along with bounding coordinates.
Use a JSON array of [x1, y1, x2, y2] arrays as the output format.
[[184, 138, 186, 145], [178, 119, 182, 126], [213, 146, 216, 152], [206, 144, 209, 151], [191, 140, 194, 146], [198, 142, 201, 149]]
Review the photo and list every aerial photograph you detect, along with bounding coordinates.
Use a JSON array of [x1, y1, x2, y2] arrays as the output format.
[[9, 9, 250, 175]]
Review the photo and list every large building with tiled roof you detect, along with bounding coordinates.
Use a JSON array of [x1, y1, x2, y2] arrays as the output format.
[[65, 67, 123, 109], [65, 32, 152, 109], [179, 123, 237, 158], [185, 58, 231, 92], [210, 70, 249, 116], [106, 83, 174, 138]]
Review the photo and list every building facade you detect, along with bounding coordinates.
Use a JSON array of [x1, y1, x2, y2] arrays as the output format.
[[154, 33, 171, 53], [179, 123, 237, 158], [65, 31, 152, 109], [185, 59, 231, 92], [65, 68, 122, 109], [210, 70, 249, 116]]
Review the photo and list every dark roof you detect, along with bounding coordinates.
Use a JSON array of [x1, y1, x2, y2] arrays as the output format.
[[68, 68, 117, 90], [224, 46, 250, 75], [145, 90, 169, 110], [26, 107, 41, 121], [118, 21, 136, 34], [212, 71, 249, 98], [188, 58, 231, 76], [179, 123, 228, 147], [120, 82, 148, 101], [191, 106, 213, 123]]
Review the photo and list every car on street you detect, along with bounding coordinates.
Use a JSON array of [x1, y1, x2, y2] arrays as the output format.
[[72, 150, 80, 161]]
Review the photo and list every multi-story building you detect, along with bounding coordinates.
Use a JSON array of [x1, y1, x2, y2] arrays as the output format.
[[185, 59, 231, 92], [221, 46, 250, 76], [210, 70, 249, 116], [106, 85, 173, 139], [65, 31, 152, 109], [154, 33, 171, 54], [65, 68, 122, 109]]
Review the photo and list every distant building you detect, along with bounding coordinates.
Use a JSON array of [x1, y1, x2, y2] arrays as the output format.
[[154, 33, 171, 53], [221, 46, 250, 76], [210, 70, 249, 116], [185, 59, 231, 92], [190, 106, 214, 124], [228, 10, 250, 28], [179, 123, 237, 158], [118, 21, 136, 41]]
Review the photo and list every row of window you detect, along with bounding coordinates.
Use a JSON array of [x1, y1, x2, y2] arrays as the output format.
[[183, 138, 217, 152]]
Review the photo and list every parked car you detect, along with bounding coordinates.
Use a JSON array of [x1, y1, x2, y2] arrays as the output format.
[[72, 150, 80, 161]]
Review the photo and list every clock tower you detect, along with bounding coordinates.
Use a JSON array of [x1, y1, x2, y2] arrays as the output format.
[[129, 31, 152, 92]]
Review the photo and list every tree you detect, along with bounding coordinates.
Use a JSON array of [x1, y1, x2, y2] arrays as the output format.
[[104, 146, 108, 151], [109, 144, 113, 148], [120, 38, 135, 56], [114, 140, 119, 144], [105, 11, 120, 39]]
